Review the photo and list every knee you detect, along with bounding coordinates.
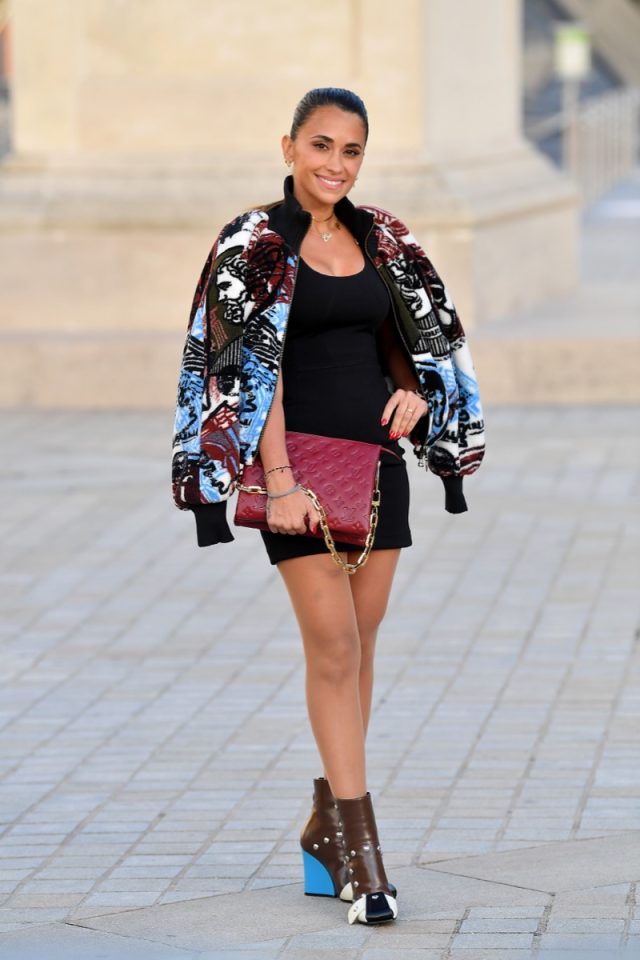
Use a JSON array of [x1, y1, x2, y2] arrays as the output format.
[[357, 604, 386, 651], [356, 595, 389, 641], [307, 630, 360, 684]]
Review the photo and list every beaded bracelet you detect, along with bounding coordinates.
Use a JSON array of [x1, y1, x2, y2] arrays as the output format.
[[264, 465, 293, 478], [266, 482, 302, 500]]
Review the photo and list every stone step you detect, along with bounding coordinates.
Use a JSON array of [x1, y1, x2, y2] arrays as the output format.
[[1, 324, 637, 408]]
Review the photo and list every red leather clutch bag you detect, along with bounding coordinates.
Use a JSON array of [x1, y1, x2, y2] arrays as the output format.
[[233, 432, 385, 572]]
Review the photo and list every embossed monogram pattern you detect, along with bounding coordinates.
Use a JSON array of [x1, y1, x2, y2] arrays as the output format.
[[234, 432, 382, 546]]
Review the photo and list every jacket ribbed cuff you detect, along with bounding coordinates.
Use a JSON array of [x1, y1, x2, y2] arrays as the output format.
[[189, 502, 234, 546], [442, 475, 467, 514]]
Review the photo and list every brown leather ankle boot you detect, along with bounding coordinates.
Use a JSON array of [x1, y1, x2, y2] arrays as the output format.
[[300, 778, 398, 902], [335, 791, 398, 924]]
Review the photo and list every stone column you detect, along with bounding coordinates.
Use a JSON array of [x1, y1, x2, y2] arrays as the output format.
[[360, 0, 579, 326]]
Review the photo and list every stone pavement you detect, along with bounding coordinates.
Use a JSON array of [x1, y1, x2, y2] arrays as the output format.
[[0, 404, 639, 959]]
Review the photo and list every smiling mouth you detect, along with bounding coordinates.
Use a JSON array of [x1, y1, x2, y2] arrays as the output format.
[[315, 174, 345, 189]]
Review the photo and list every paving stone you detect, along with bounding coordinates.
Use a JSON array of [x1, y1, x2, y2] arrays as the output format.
[[546, 918, 626, 933], [196, 953, 285, 960], [448, 953, 533, 960], [362, 951, 444, 960], [13, 879, 96, 895], [281, 926, 370, 950], [3, 894, 86, 909], [109, 865, 186, 879], [466, 907, 547, 919], [538, 932, 624, 949], [94, 878, 171, 893], [356, 933, 451, 948], [459, 917, 539, 933], [449, 932, 534, 949], [0, 920, 202, 958], [537, 953, 625, 960], [425, 834, 640, 892]]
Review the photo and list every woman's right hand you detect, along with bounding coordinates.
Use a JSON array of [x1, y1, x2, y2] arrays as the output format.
[[266, 485, 321, 536]]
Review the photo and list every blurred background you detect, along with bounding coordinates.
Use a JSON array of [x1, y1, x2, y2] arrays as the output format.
[[0, 0, 638, 409]]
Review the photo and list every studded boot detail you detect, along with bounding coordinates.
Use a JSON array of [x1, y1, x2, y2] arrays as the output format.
[[300, 777, 350, 898], [335, 791, 398, 924], [300, 778, 399, 903]]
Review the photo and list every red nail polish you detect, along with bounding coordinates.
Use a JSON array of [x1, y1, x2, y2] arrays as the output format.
[[381, 418, 388, 426]]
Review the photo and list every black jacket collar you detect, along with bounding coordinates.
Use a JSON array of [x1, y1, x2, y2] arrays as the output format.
[[267, 175, 375, 254]]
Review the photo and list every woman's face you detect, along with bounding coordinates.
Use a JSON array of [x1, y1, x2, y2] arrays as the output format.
[[282, 105, 366, 210]]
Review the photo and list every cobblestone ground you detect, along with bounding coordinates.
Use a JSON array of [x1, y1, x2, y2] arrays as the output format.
[[0, 404, 638, 959]]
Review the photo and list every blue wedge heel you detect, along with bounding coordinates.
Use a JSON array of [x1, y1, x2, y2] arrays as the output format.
[[301, 848, 338, 897]]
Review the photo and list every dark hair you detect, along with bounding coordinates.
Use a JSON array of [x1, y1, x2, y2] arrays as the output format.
[[290, 87, 369, 143]]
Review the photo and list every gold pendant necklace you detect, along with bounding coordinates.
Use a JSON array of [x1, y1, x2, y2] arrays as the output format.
[[311, 211, 337, 243], [317, 219, 342, 242], [309, 212, 358, 246]]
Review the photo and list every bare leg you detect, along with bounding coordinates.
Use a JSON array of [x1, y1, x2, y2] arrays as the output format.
[[349, 548, 401, 738], [277, 552, 366, 799], [278, 549, 401, 797]]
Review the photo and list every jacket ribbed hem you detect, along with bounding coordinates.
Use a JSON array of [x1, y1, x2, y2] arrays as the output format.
[[190, 503, 234, 546]]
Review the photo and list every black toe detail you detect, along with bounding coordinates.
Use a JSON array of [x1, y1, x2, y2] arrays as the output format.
[[365, 892, 395, 923]]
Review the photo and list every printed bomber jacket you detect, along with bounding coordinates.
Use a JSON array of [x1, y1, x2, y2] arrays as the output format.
[[172, 175, 485, 547]]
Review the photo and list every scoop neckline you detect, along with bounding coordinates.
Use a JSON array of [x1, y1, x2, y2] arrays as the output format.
[[299, 257, 367, 278]]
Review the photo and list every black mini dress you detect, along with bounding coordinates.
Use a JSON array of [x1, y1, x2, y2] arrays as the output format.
[[260, 255, 413, 565]]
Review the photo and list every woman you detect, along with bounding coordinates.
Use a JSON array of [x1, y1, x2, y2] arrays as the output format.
[[172, 88, 485, 926]]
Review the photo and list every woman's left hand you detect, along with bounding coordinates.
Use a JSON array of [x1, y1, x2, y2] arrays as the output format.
[[381, 388, 429, 439]]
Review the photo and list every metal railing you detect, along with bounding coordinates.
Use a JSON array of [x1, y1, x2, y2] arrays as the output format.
[[526, 86, 640, 205]]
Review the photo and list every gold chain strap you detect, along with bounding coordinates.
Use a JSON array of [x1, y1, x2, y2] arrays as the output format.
[[236, 462, 381, 575]]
